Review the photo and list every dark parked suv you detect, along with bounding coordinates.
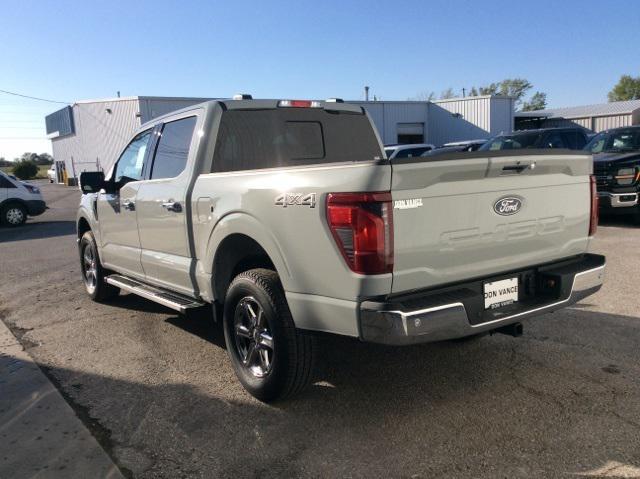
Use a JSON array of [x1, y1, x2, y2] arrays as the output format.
[[585, 125, 640, 222], [480, 127, 589, 151]]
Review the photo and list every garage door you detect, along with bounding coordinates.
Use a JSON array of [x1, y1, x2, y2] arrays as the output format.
[[397, 123, 424, 144]]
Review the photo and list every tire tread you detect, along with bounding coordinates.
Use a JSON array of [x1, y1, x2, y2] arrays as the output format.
[[229, 268, 316, 400]]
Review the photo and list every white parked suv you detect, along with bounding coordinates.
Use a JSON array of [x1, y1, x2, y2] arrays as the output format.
[[0, 170, 46, 226], [384, 143, 435, 159]]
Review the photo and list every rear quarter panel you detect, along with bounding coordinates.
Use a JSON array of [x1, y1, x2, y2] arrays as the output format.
[[191, 162, 392, 301]]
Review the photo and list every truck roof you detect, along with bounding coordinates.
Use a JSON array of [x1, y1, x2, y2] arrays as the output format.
[[140, 98, 364, 129]]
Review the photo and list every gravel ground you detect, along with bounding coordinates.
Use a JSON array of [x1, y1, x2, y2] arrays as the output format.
[[1, 182, 639, 478]]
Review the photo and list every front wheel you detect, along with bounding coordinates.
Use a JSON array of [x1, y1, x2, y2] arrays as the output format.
[[79, 231, 119, 302], [1, 203, 27, 226], [223, 269, 317, 402]]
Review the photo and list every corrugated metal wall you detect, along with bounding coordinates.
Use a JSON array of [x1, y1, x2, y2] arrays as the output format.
[[539, 113, 637, 132], [593, 114, 633, 131], [52, 99, 141, 177], [353, 102, 429, 144], [428, 97, 513, 145], [45, 106, 75, 137], [489, 97, 516, 135], [51, 97, 212, 178], [354, 97, 513, 146]]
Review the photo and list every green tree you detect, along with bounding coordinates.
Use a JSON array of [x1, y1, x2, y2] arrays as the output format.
[[12, 160, 38, 180], [36, 153, 54, 165], [608, 75, 640, 102], [440, 87, 456, 99], [469, 78, 544, 110], [478, 83, 499, 95], [408, 91, 436, 101], [522, 91, 547, 111], [497, 78, 533, 106]]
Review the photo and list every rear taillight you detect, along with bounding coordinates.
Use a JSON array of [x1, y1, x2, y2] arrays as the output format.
[[326, 192, 393, 275], [589, 174, 598, 236]]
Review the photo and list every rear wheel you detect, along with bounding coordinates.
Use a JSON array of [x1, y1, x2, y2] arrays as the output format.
[[1, 203, 27, 226], [223, 269, 317, 402], [79, 231, 119, 301]]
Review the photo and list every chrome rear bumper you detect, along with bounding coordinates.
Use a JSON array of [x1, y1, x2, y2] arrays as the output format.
[[359, 254, 605, 345]]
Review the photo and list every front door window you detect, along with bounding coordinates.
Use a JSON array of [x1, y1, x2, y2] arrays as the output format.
[[114, 130, 151, 183]]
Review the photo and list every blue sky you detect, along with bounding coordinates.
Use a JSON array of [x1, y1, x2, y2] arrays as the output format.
[[1, 0, 638, 159]]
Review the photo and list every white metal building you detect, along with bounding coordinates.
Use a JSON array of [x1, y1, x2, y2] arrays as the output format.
[[46, 94, 515, 182], [45, 96, 211, 183], [515, 99, 640, 132], [353, 95, 515, 146]]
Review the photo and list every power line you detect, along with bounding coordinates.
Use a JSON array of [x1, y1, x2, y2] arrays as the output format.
[[0, 136, 49, 140], [0, 88, 70, 105], [0, 120, 44, 124]]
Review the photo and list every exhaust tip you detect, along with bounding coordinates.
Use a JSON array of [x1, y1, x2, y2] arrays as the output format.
[[494, 322, 523, 338]]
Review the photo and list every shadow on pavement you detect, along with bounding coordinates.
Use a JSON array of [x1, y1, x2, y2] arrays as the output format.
[[0, 220, 76, 243], [5, 306, 640, 477], [598, 215, 639, 228]]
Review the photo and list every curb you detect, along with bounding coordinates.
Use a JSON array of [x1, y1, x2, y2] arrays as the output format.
[[0, 320, 124, 478]]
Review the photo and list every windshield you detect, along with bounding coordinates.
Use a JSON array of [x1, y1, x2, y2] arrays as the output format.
[[584, 129, 640, 153], [479, 133, 542, 151]]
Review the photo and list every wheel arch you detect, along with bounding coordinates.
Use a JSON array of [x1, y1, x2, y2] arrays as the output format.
[[203, 213, 292, 302], [77, 216, 91, 239], [0, 197, 28, 211]]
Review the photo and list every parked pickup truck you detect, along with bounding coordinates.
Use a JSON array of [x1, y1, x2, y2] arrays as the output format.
[[77, 97, 605, 401], [586, 125, 640, 222]]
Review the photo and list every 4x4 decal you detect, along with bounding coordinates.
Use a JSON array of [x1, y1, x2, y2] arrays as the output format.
[[274, 193, 316, 208]]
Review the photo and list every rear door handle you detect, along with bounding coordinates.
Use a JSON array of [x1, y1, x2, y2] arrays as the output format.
[[161, 201, 182, 213], [502, 164, 528, 173], [122, 199, 136, 211]]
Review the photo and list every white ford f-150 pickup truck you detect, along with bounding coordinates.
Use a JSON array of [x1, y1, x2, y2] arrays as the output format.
[[77, 97, 605, 401]]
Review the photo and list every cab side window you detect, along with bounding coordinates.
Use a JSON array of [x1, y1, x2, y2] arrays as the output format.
[[114, 130, 152, 183], [150, 117, 197, 180], [0, 175, 16, 188], [545, 132, 567, 149], [562, 131, 586, 149]]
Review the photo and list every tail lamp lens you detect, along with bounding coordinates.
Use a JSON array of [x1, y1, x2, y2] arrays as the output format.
[[326, 192, 393, 275], [589, 174, 598, 236]]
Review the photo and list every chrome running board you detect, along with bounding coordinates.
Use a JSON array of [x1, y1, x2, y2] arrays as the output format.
[[105, 274, 205, 313]]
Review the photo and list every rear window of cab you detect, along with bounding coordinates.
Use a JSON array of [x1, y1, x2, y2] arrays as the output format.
[[211, 109, 382, 172]]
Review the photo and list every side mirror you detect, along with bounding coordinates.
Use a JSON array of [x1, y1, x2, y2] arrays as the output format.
[[79, 171, 105, 193]]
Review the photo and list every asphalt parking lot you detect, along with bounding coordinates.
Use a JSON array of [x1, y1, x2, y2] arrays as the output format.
[[1, 181, 639, 478]]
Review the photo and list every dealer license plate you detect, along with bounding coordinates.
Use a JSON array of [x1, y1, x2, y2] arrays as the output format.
[[483, 277, 519, 310]]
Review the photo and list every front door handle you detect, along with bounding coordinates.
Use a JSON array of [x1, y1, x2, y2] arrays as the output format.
[[161, 201, 182, 213], [122, 199, 136, 211]]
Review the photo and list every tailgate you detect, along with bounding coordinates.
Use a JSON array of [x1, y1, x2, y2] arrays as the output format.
[[390, 151, 593, 294]]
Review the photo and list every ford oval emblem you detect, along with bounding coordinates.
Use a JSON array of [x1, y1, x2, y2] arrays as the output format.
[[493, 196, 523, 216]]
